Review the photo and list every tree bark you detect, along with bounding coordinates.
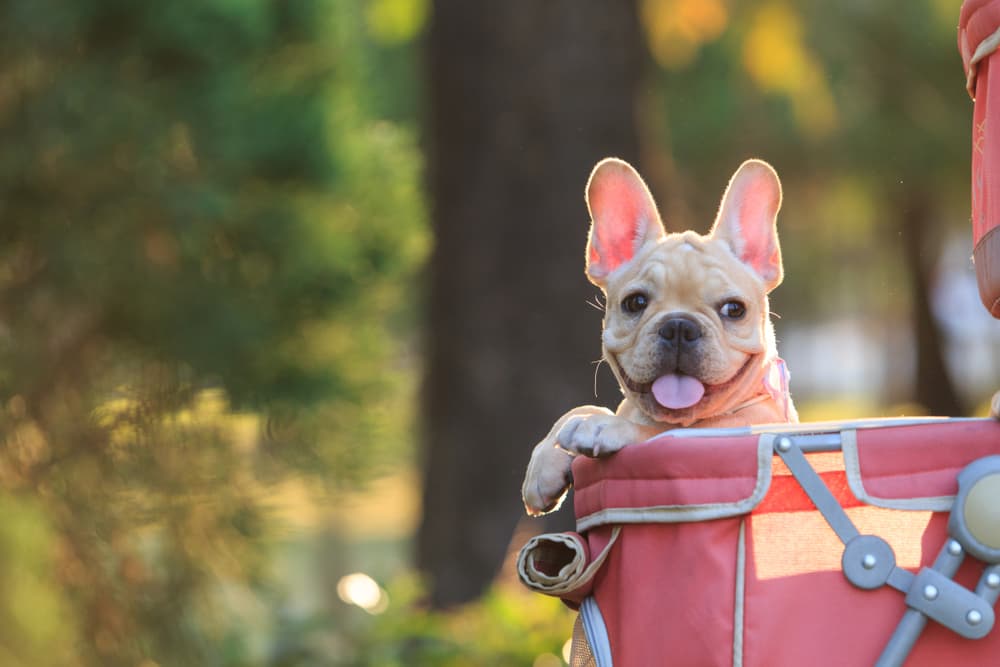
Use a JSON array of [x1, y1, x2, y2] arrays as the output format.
[[420, 1, 644, 607], [898, 191, 965, 416]]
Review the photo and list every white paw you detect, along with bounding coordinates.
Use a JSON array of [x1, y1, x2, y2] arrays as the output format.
[[557, 414, 640, 458], [991, 390, 1000, 420], [522, 445, 574, 516], [522, 405, 616, 516]]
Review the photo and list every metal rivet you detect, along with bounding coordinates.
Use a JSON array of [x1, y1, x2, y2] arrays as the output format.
[[923, 585, 939, 601], [862, 554, 877, 570], [987, 573, 1000, 589], [948, 540, 963, 556], [776, 437, 792, 453], [967, 610, 983, 626]]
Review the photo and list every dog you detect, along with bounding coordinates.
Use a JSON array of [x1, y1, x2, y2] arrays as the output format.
[[523, 157, 798, 516]]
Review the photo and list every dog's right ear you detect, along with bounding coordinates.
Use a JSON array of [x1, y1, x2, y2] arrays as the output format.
[[585, 158, 665, 287]]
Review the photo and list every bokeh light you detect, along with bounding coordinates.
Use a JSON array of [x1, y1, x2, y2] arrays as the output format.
[[532, 652, 564, 667], [336, 572, 390, 615]]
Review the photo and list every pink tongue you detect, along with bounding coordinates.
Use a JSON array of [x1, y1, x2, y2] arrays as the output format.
[[651, 374, 705, 409]]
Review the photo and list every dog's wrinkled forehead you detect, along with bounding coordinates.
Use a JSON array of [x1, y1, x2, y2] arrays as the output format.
[[606, 233, 759, 305]]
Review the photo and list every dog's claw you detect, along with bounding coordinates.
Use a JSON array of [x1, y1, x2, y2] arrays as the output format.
[[556, 417, 582, 450], [559, 414, 637, 458]]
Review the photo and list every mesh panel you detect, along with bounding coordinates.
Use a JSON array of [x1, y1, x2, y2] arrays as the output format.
[[570, 613, 596, 667]]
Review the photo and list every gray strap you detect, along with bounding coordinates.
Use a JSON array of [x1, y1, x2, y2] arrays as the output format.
[[774, 436, 859, 544]]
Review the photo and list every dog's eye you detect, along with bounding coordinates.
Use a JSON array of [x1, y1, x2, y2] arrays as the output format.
[[621, 293, 649, 314], [720, 300, 746, 320]]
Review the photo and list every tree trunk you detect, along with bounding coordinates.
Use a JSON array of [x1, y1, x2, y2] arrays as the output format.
[[898, 191, 965, 416], [419, 1, 644, 607]]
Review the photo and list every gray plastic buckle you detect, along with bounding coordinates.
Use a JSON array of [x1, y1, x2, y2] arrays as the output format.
[[905, 567, 995, 639]]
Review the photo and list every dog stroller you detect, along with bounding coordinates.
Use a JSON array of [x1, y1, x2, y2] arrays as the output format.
[[517, 5, 1000, 664], [518, 418, 1000, 666]]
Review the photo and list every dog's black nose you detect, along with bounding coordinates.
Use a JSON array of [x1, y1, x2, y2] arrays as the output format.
[[659, 316, 702, 346]]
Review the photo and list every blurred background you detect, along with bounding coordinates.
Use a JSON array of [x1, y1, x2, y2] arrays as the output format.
[[1, 0, 998, 665]]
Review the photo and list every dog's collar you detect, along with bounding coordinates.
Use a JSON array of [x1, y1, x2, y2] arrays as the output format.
[[710, 357, 791, 420], [717, 392, 770, 418], [761, 356, 793, 419]]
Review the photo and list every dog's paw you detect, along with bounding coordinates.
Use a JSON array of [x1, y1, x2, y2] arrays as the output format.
[[522, 444, 574, 517], [991, 390, 1000, 420], [557, 414, 642, 458], [522, 405, 615, 516]]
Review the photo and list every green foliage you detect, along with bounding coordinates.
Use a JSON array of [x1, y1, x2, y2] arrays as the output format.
[[0, 0, 425, 407], [171, 574, 574, 667], [0, 0, 426, 664], [333, 578, 575, 667], [0, 495, 76, 667]]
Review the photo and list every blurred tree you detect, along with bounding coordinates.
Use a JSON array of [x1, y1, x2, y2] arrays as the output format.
[[821, 2, 967, 414], [643, 0, 969, 413], [419, 1, 645, 606], [0, 0, 426, 664]]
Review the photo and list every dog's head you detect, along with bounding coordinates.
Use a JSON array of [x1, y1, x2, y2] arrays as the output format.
[[586, 158, 784, 426]]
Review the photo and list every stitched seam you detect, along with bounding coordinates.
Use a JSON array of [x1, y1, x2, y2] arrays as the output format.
[[849, 467, 965, 482], [579, 474, 757, 484]]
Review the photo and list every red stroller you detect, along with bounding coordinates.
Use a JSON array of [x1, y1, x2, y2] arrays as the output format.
[[519, 418, 1000, 666]]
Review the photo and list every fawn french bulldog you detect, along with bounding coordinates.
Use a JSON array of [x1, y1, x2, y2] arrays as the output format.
[[523, 158, 798, 516]]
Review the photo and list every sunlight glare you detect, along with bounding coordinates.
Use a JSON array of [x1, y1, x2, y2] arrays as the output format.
[[562, 638, 573, 663], [336, 572, 389, 614]]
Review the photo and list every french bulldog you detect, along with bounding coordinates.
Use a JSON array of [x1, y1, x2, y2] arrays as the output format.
[[523, 157, 798, 516]]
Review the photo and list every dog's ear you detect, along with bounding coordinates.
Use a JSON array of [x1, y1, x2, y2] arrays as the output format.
[[585, 158, 665, 287], [710, 159, 783, 292]]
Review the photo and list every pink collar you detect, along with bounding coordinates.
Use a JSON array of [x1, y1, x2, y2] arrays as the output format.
[[762, 357, 793, 421], [714, 357, 792, 421]]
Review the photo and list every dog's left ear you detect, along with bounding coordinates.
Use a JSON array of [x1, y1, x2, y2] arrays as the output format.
[[710, 159, 784, 292]]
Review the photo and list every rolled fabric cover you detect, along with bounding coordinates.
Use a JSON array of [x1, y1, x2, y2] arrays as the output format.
[[516, 527, 619, 607], [960, 0, 1000, 317]]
